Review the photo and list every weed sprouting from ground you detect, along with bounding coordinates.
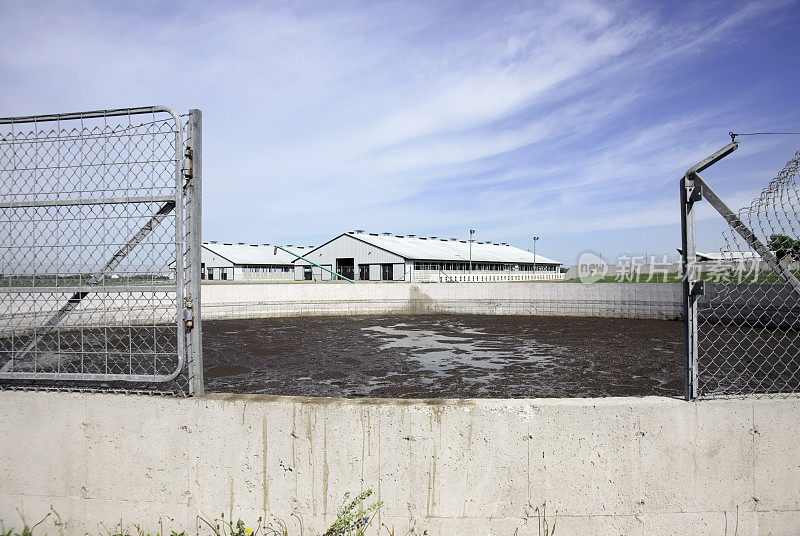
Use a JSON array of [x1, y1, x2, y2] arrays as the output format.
[[198, 489, 382, 536], [323, 490, 382, 536], [1, 510, 52, 536], [2, 491, 382, 536], [534, 503, 557, 536]]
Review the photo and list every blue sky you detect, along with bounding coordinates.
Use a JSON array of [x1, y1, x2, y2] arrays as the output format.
[[1, 0, 799, 265]]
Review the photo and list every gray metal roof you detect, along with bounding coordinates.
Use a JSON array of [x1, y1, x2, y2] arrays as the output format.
[[698, 251, 760, 262], [202, 243, 310, 265], [341, 232, 561, 264]]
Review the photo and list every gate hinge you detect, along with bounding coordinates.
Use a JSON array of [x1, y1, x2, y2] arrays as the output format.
[[689, 280, 704, 297], [182, 147, 193, 180], [184, 298, 194, 330], [686, 184, 703, 203]]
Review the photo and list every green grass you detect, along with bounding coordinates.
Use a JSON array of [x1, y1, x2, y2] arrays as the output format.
[[564, 273, 685, 283], [564, 271, 800, 284], [0, 276, 171, 288]]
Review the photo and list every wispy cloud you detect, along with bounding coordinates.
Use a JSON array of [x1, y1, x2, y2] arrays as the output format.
[[0, 0, 797, 262]]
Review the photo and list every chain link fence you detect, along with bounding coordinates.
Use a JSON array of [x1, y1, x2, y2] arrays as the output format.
[[0, 106, 203, 396], [681, 143, 800, 398]]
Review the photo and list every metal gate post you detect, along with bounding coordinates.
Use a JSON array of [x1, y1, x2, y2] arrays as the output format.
[[186, 109, 204, 395], [680, 174, 699, 400], [680, 142, 739, 400]]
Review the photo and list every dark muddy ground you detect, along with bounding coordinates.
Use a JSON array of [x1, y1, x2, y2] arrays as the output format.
[[203, 315, 684, 398]]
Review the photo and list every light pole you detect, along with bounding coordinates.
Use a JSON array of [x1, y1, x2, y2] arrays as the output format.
[[469, 229, 475, 273], [533, 236, 539, 279]]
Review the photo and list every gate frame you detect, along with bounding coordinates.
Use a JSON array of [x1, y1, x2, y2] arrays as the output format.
[[680, 141, 800, 400], [0, 106, 203, 395]]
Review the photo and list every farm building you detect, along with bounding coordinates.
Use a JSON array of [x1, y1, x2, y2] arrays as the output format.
[[293, 231, 563, 282], [201, 242, 312, 281]]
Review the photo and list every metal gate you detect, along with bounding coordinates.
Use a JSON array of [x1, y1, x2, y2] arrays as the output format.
[[0, 106, 203, 395], [681, 141, 800, 399]]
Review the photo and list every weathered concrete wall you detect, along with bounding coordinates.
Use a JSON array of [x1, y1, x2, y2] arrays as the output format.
[[0, 284, 682, 338], [201, 282, 683, 320], [1, 392, 798, 535]]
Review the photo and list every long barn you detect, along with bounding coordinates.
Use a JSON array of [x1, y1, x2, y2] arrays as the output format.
[[201, 242, 313, 281], [293, 231, 563, 282]]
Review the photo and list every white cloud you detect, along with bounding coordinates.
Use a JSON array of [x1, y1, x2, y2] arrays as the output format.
[[0, 0, 794, 262]]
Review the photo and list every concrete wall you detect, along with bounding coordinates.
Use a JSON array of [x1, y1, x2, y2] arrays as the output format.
[[201, 282, 683, 320], [0, 283, 681, 339], [1, 391, 798, 535]]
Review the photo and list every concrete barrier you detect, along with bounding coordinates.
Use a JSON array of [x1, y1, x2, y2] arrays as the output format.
[[201, 282, 683, 320], [1, 391, 798, 535], [0, 283, 681, 338]]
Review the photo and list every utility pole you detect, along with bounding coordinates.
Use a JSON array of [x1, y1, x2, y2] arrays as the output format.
[[469, 229, 475, 272], [533, 236, 539, 279]]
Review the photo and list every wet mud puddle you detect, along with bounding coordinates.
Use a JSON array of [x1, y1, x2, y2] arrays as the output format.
[[203, 315, 683, 398]]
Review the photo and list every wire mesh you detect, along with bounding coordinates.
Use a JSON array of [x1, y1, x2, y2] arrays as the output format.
[[0, 107, 197, 395], [696, 148, 800, 396]]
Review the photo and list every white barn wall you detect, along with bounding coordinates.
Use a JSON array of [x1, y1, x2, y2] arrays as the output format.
[[369, 264, 380, 280], [200, 249, 234, 269], [297, 234, 562, 283], [201, 248, 233, 280], [302, 234, 406, 279]]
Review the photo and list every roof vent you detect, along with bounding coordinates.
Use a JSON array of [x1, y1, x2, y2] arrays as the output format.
[[354, 229, 365, 233], [250, 244, 258, 247], [429, 236, 438, 239], [238, 242, 244, 245], [395, 235, 404, 238], [308, 245, 315, 248], [369, 233, 379, 236], [407, 234, 416, 237], [440, 238, 447, 241], [420, 237, 427, 240], [460, 240, 467, 243], [286, 244, 294, 247], [209, 241, 218, 244], [223, 243, 232, 245], [450, 238, 457, 241], [382, 232, 392, 236]]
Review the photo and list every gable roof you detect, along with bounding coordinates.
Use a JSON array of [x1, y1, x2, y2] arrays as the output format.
[[298, 232, 561, 264], [202, 243, 311, 265]]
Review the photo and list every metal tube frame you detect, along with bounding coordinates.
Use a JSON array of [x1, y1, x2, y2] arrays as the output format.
[[681, 142, 738, 399], [0, 105, 201, 390]]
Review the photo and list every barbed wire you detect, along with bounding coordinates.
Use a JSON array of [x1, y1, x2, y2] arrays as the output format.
[[698, 147, 800, 396]]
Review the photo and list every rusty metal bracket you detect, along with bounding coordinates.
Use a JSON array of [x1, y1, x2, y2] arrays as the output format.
[[184, 298, 194, 330], [689, 280, 704, 297]]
